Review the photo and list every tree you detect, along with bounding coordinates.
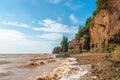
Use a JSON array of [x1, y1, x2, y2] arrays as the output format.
[[93, 0, 109, 17], [85, 17, 94, 28], [52, 46, 60, 54], [75, 26, 88, 40], [60, 35, 68, 52]]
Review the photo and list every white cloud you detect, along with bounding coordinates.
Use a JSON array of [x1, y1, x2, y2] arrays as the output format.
[[69, 14, 78, 24], [0, 29, 26, 42], [47, 0, 61, 4], [33, 19, 77, 34], [0, 28, 54, 53], [0, 21, 30, 28], [38, 33, 62, 40]]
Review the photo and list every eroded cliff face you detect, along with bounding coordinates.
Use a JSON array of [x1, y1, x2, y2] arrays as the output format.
[[90, 10, 110, 47], [69, 0, 120, 51], [69, 39, 80, 50], [68, 33, 90, 51], [90, 0, 120, 48]]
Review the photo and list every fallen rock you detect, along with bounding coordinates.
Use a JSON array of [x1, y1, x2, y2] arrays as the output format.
[[27, 61, 47, 66], [27, 61, 37, 65], [36, 61, 47, 65]]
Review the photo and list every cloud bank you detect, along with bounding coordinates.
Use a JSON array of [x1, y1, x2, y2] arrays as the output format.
[[33, 19, 77, 34], [0, 21, 30, 28], [0, 29, 53, 53]]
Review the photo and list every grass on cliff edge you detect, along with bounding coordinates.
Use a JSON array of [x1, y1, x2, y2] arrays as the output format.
[[55, 49, 83, 58], [56, 52, 71, 58]]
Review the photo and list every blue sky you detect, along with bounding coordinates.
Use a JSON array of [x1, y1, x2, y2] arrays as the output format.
[[0, 0, 97, 53]]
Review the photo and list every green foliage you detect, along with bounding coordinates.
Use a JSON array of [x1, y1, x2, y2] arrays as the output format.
[[84, 0, 107, 28], [56, 53, 71, 58], [84, 34, 90, 42], [106, 46, 120, 67], [93, 0, 102, 17], [53, 0, 110, 54], [93, 0, 109, 17], [85, 0, 109, 28], [68, 49, 82, 54], [60, 35, 68, 52], [75, 16, 93, 40], [52, 46, 61, 54], [75, 0, 110, 41], [84, 0, 106, 28], [111, 46, 120, 62], [90, 45, 110, 53], [75, 26, 88, 40], [85, 17, 94, 28], [108, 43, 118, 52]]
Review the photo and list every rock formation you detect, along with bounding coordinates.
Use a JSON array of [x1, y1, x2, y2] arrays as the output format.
[[90, 0, 120, 48], [69, 0, 120, 51], [69, 39, 80, 50], [69, 33, 90, 51]]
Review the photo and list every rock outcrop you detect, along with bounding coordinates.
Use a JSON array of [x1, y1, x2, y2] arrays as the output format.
[[69, 0, 120, 51], [69, 31, 90, 51], [69, 36, 90, 51], [69, 39, 80, 50], [90, 0, 120, 48]]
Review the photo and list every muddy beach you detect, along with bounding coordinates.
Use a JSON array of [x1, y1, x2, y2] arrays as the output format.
[[0, 54, 94, 80], [0, 54, 59, 80]]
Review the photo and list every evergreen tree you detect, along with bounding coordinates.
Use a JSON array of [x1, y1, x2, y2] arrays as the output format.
[[60, 35, 68, 52], [52, 46, 60, 54], [75, 26, 87, 40]]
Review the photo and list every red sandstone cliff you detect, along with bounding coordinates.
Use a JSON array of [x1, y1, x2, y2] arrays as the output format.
[[90, 0, 120, 48], [69, 0, 120, 50]]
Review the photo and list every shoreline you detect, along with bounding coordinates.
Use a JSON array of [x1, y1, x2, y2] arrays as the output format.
[[0, 54, 100, 80], [0, 54, 58, 80], [35, 57, 95, 80]]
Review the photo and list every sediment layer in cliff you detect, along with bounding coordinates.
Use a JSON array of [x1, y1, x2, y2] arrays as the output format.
[[69, 0, 120, 51], [90, 0, 120, 48]]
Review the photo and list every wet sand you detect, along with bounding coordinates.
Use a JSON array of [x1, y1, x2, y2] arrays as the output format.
[[0, 54, 60, 80], [0, 54, 94, 80]]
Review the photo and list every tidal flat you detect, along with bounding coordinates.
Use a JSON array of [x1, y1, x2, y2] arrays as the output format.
[[0, 54, 93, 80]]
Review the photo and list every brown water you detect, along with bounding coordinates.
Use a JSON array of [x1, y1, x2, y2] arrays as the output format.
[[0, 54, 60, 80], [0, 54, 94, 80]]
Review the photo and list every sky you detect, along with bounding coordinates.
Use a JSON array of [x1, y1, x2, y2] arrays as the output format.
[[0, 0, 97, 53]]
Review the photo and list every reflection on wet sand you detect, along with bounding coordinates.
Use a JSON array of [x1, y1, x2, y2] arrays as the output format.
[[0, 54, 59, 80], [0, 54, 94, 80]]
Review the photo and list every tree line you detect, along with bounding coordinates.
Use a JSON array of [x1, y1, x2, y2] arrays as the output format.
[[52, 35, 68, 54]]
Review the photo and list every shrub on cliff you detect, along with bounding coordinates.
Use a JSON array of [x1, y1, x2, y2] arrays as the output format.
[[106, 46, 120, 67], [111, 46, 120, 62], [93, 0, 109, 17], [56, 53, 71, 58], [90, 45, 110, 53], [75, 17, 92, 40], [85, 17, 94, 28], [75, 26, 89, 40], [68, 49, 82, 54]]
